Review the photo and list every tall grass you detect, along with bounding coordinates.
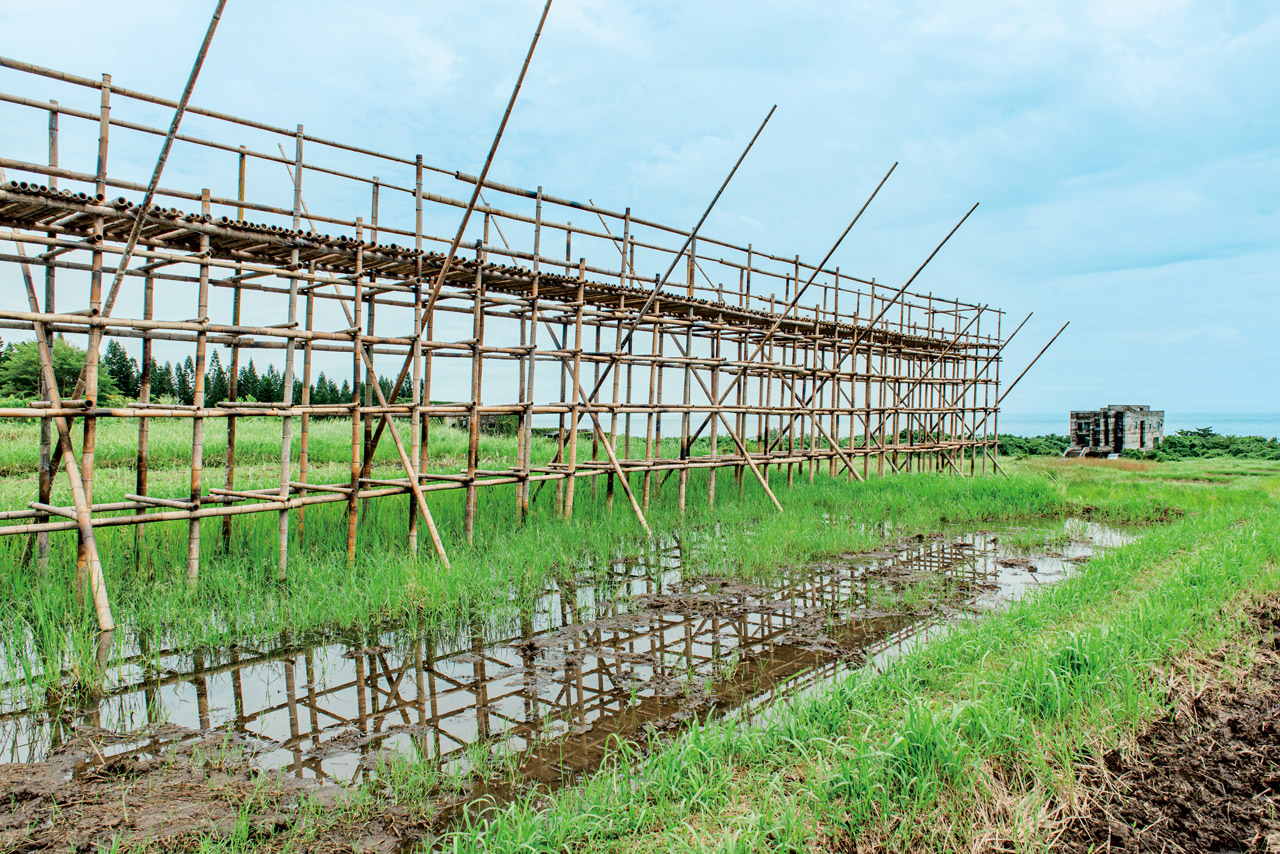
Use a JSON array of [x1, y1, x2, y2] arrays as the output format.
[[420, 460, 1280, 853]]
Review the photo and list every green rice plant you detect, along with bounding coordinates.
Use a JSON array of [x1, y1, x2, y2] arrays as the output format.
[[419, 460, 1280, 853]]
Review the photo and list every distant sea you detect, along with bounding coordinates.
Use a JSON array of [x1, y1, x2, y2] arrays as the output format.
[[999, 412, 1280, 441]]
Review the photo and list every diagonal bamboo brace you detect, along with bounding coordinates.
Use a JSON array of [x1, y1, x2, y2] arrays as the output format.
[[14, 248, 114, 631]]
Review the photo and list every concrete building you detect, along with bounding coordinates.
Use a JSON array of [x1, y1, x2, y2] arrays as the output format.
[[1066, 405, 1164, 457]]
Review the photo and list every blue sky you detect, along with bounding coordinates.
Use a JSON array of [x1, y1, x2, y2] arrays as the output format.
[[1, 0, 1276, 420]]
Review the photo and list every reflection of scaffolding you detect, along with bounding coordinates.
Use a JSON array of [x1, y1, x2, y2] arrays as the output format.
[[0, 54, 1004, 629], [1, 537, 989, 785]]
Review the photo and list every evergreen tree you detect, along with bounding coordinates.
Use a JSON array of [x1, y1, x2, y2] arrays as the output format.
[[261, 364, 283, 402], [151, 360, 175, 399], [206, 350, 229, 406], [103, 340, 139, 398], [239, 359, 260, 402], [312, 371, 331, 405], [175, 357, 195, 406]]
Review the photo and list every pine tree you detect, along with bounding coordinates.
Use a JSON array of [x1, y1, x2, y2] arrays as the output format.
[[152, 360, 175, 399], [239, 359, 260, 402], [175, 357, 195, 406], [262, 364, 283, 402], [206, 349, 229, 406], [312, 371, 331, 405], [102, 340, 139, 398]]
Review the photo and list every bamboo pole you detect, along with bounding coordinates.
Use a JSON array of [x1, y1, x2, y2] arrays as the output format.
[[564, 261, 585, 519], [33, 101, 57, 573], [276, 128, 303, 581], [77, 72, 111, 604], [606, 295, 623, 512], [13, 225, 114, 630], [297, 266, 314, 537], [134, 266, 154, 573], [465, 241, 484, 543], [187, 189, 212, 583], [222, 146, 246, 552], [518, 188, 543, 522], [346, 219, 365, 566], [409, 155, 424, 554]]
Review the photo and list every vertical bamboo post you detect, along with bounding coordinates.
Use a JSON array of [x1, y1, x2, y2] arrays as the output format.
[[621, 210, 634, 474], [298, 274, 313, 537], [808, 330, 818, 483], [563, 260, 585, 519], [78, 73, 110, 603], [786, 333, 797, 487], [678, 307, 693, 513], [556, 222, 571, 514], [464, 241, 484, 543], [134, 267, 154, 572], [362, 178, 380, 523], [409, 156, 424, 554], [687, 237, 696, 299], [361, 294, 376, 521], [783, 257, 793, 483], [708, 312, 721, 506], [763, 295, 775, 486], [276, 127, 303, 581], [988, 312, 998, 473], [222, 146, 246, 552], [34, 100, 58, 573], [590, 293, 603, 499], [518, 188, 543, 523], [606, 294, 623, 512], [187, 189, 212, 584], [830, 270, 841, 477], [624, 306, 635, 464], [891, 300, 903, 473], [970, 309, 980, 476], [650, 291, 665, 509], [346, 218, 365, 566]]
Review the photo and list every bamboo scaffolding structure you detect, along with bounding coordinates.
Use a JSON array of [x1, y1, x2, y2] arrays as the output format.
[[0, 56, 1014, 620]]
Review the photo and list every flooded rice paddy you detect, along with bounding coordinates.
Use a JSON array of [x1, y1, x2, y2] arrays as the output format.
[[0, 519, 1131, 844]]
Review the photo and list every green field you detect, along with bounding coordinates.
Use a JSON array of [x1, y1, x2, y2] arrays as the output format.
[[2, 415, 1278, 852], [0, 415, 1023, 704]]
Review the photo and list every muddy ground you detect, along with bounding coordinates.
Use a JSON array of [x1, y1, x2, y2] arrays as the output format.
[[1059, 600, 1280, 854]]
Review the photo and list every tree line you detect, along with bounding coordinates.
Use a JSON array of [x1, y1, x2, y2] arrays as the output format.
[[0, 337, 402, 410]]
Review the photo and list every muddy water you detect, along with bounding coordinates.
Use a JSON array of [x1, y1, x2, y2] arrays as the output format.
[[0, 521, 1129, 810]]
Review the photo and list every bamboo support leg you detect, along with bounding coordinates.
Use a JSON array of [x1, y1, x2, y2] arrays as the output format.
[[187, 190, 212, 584], [134, 269, 154, 572], [16, 249, 113, 631], [464, 243, 484, 543]]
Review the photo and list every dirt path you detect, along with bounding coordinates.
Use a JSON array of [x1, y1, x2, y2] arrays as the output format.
[[1059, 601, 1280, 853]]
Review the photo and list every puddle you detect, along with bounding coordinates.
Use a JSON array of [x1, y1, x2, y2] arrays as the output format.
[[0, 519, 1131, 843]]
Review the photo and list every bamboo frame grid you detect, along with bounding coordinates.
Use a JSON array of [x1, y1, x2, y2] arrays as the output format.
[[0, 57, 1005, 631]]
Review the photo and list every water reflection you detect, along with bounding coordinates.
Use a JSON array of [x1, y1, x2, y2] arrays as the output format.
[[1, 521, 1128, 794]]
